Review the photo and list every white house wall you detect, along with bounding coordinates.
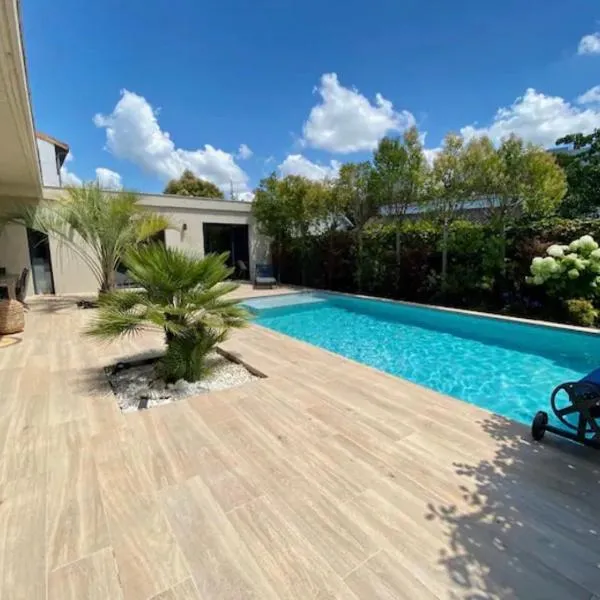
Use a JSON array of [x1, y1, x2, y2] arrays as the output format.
[[40, 187, 270, 295], [36, 138, 61, 187]]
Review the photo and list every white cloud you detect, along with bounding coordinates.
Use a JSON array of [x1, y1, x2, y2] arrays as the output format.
[[94, 89, 250, 194], [578, 32, 600, 55], [302, 73, 415, 153], [238, 191, 255, 202], [423, 147, 441, 165], [459, 87, 600, 147], [60, 165, 82, 187], [59, 156, 122, 190], [278, 154, 341, 180], [95, 167, 123, 190], [237, 144, 253, 160], [578, 85, 600, 104]]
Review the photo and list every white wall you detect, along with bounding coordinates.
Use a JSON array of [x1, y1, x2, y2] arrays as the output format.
[[152, 206, 268, 277], [39, 188, 271, 295], [49, 238, 98, 295], [0, 223, 34, 297], [36, 138, 60, 187]]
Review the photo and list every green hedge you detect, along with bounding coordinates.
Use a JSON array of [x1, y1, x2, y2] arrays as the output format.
[[274, 217, 600, 322]]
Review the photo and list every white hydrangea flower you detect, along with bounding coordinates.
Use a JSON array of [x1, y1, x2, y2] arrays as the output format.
[[577, 235, 598, 254], [569, 239, 580, 252], [568, 269, 580, 279], [532, 275, 544, 285], [591, 248, 600, 260], [546, 244, 564, 258]]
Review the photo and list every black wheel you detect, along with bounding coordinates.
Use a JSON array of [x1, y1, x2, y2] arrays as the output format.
[[531, 411, 548, 441]]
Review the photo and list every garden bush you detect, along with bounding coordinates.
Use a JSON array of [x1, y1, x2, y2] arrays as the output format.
[[274, 218, 600, 326], [564, 299, 598, 327]]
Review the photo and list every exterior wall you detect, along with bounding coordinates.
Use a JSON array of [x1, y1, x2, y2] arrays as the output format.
[[147, 204, 268, 278], [0, 196, 37, 298], [36, 138, 61, 187], [40, 188, 271, 295], [0, 223, 34, 297], [49, 239, 97, 295]]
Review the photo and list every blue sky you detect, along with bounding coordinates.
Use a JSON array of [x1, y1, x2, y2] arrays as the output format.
[[23, 0, 600, 197]]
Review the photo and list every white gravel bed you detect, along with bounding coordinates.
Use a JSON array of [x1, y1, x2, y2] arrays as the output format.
[[107, 352, 258, 413]]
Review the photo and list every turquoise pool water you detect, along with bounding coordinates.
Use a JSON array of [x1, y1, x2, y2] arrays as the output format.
[[244, 292, 600, 425]]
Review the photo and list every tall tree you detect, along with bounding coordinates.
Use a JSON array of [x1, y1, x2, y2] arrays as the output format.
[[334, 162, 376, 291], [277, 175, 328, 285], [482, 135, 567, 271], [164, 169, 224, 199], [252, 174, 327, 284], [372, 127, 428, 219], [252, 174, 292, 281], [555, 129, 600, 218], [429, 133, 470, 288], [1, 184, 170, 293], [371, 127, 428, 263]]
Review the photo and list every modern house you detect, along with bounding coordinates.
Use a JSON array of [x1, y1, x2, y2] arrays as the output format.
[[0, 0, 267, 298]]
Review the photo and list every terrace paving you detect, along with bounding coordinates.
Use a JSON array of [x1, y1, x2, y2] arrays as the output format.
[[0, 284, 599, 599]]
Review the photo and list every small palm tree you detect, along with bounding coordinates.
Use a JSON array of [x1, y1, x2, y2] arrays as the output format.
[[86, 244, 249, 382], [1, 183, 170, 293]]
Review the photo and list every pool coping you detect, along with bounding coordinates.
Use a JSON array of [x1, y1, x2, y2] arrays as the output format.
[[239, 287, 600, 337]]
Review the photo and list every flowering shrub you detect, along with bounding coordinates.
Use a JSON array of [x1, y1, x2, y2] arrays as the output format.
[[528, 235, 600, 300]]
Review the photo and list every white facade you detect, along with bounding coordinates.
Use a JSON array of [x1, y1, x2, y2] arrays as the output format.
[[40, 187, 269, 296], [36, 137, 61, 187]]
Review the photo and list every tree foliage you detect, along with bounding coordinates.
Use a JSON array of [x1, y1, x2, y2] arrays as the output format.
[[0, 184, 170, 293], [490, 135, 567, 225], [252, 174, 332, 282], [555, 129, 600, 218], [371, 127, 428, 218], [164, 169, 224, 199], [334, 161, 377, 230], [86, 245, 248, 382]]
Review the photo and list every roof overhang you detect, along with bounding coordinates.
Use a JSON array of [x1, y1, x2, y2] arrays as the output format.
[[0, 0, 42, 199]]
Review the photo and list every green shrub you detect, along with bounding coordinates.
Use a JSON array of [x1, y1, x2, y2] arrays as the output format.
[[564, 299, 598, 327], [527, 234, 600, 300], [86, 245, 249, 382]]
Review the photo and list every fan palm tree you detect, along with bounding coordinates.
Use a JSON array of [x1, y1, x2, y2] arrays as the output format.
[[86, 244, 249, 382], [1, 183, 170, 293]]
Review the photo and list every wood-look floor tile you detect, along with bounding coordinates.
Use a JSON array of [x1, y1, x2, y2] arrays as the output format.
[[162, 475, 278, 599], [0, 425, 49, 486], [46, 421, 109, 571], [274, 476, 378, 578], [86, 392, 124, 436], [208, 415, 301, 492], [345, 550, 438, 600], [149, 578, 201, 600], [228, 495, 347, 599], [94, 426, 190, 600], [0, 293, 597, 600], [0, 474, 47, 600], [48, 547, 123, 600]]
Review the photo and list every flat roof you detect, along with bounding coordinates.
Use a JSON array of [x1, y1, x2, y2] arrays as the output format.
[[36, 132, 70, 152]]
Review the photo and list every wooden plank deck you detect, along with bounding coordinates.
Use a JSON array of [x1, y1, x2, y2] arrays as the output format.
[[0, 285, 599, 599]]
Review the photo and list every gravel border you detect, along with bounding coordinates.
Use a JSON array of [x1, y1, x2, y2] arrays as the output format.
[[106, 352, 258, 413]]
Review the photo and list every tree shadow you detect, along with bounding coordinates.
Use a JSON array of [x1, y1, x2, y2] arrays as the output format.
[[28, 295, 96, 314], [426, 414, 600, 599]]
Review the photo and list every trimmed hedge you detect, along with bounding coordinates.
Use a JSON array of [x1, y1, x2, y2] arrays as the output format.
[[274, 217, 600, 323]]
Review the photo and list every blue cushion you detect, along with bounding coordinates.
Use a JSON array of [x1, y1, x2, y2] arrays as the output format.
[[581, 367, 600, 386]]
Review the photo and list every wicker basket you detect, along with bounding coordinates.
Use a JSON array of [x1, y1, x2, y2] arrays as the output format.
[[0, 299, 24, 334]]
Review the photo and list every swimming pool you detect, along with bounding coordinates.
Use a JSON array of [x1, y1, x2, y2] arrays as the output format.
[[244, 292, 600, 425]]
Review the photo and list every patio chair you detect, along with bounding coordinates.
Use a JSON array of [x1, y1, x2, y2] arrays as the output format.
[[254, 263, 277, 289], [15, 268, 29, 305], [531, 367, 600, 449], [236, 260, 249, 280]]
